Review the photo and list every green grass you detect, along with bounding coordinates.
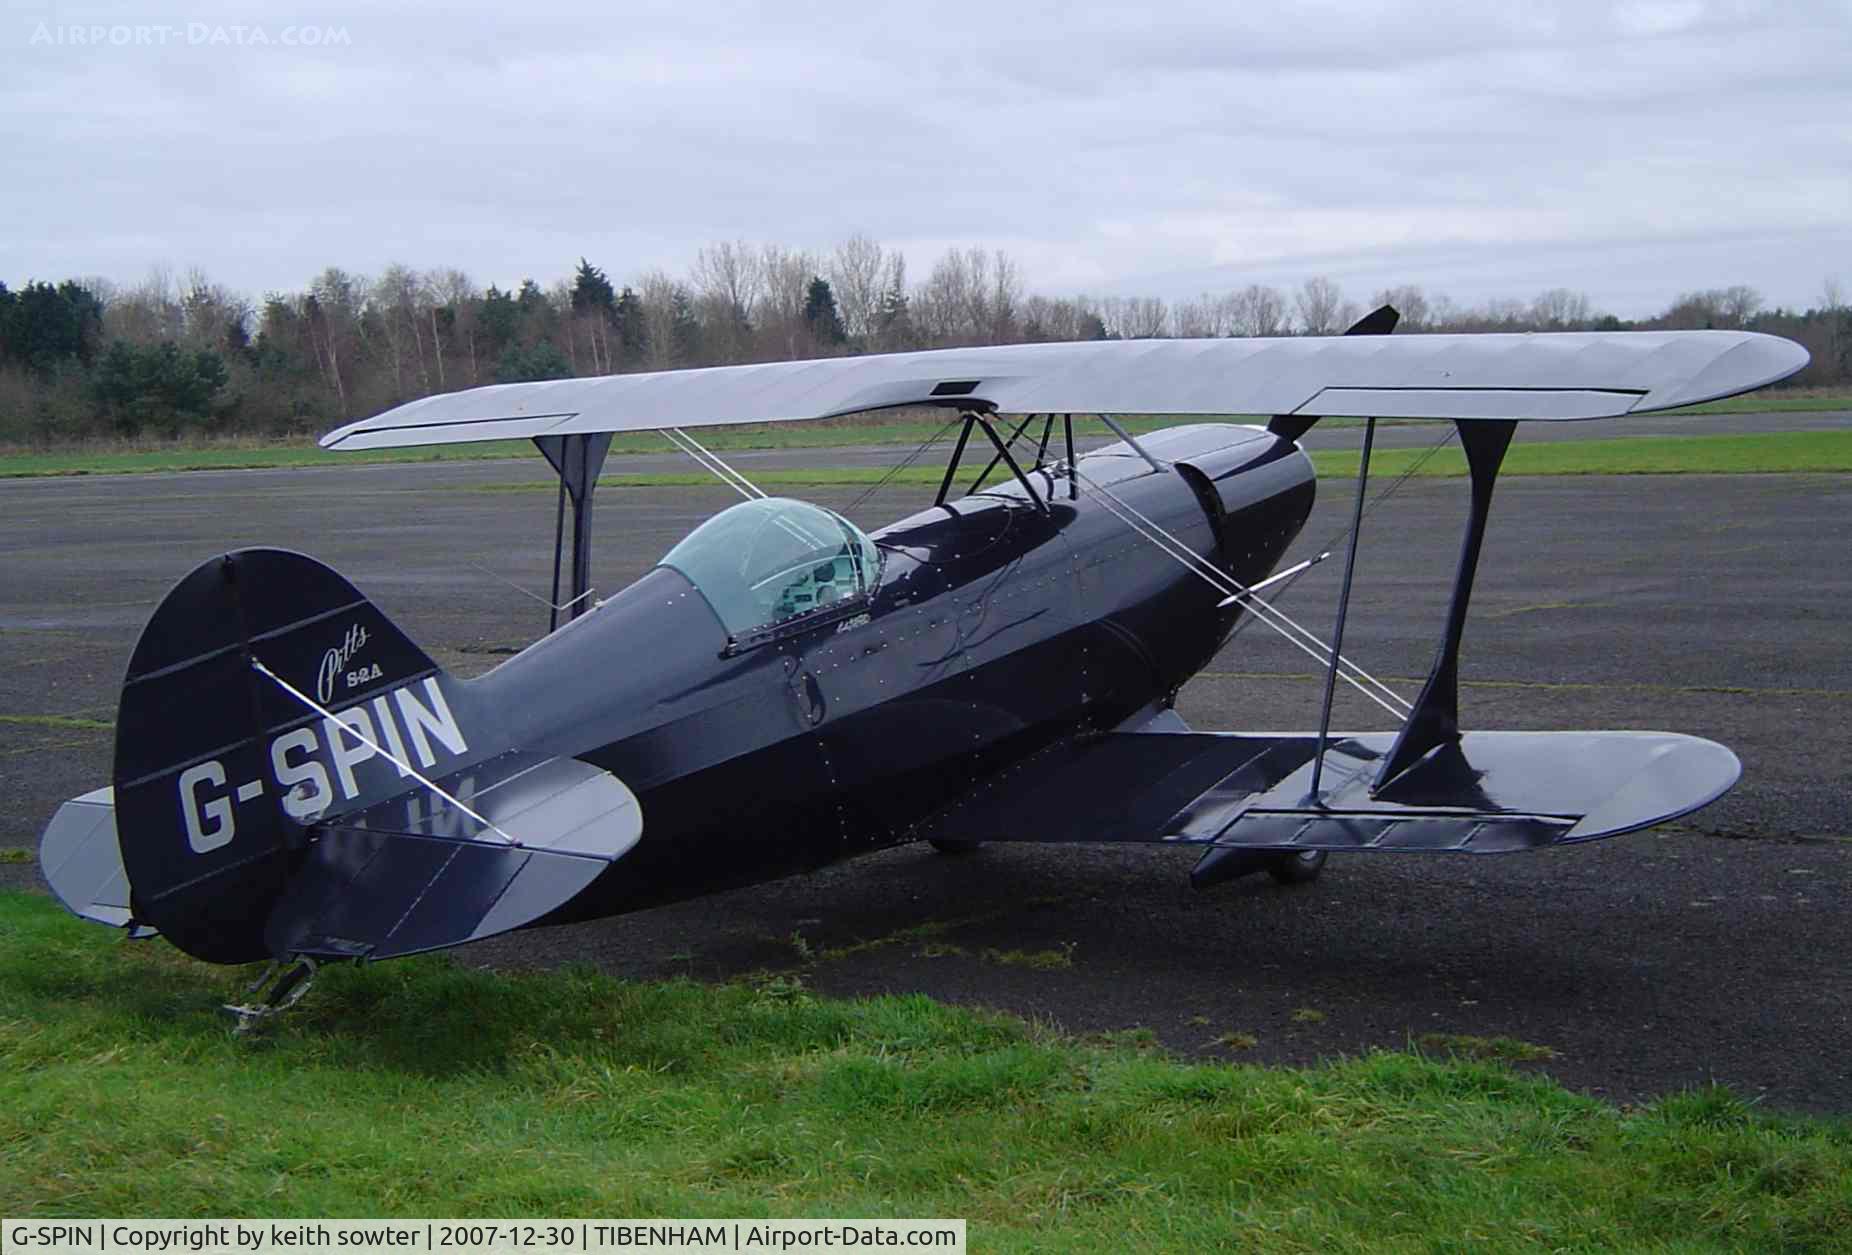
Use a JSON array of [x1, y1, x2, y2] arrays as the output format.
[[4, 392, 1847, 478], [1418, 1034, 1560, 1064], [0, 416, 1178, 478], [0, 438, 545, 478], [0, 713, 114, 732], [980, 944, 1076, 971], [445, 429, 1852, 493], [2, 893, 1849, 1248], [1669, 389, 1852, 415], [1315, 429, 1852, 478]]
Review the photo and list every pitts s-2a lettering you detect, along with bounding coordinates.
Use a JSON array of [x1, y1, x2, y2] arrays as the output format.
[[39, 311, 1809, 1018]]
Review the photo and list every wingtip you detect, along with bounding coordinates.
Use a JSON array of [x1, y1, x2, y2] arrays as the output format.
[[1633, 331, 1812, 413]]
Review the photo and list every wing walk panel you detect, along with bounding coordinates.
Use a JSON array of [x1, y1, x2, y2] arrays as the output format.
[[1224, 809, 1573, 852], [907, 729, 1739, 859]]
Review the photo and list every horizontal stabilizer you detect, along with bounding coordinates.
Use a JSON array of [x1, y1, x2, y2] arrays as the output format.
[[38, 787, 145, 932], [908, 729, 1739, 872], [267, 751, 641, 961]]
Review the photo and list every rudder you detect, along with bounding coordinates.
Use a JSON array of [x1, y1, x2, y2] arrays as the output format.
[[113, 548, 490, 962]]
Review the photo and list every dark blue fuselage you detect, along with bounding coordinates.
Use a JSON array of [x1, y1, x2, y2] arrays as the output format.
[[471, 423, 1316, 922]]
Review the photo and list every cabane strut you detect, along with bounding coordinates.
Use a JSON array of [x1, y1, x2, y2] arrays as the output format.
[[534, 432, 614, 631]]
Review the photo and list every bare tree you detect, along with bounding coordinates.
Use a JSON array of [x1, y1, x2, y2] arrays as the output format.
[[913, 247, 1025, 346], [417, 271, 452, 389], [1020, 294, 1099, 342], [916, 249, 974, 345], [873, 252, 911, 351], [1227, 284, 1287, 336], [1098, 295, 1170, 339], [372, 264, 426, 394], [1719, 285, 1763, 328], [758, 244, 818, 358], [1824, 276, 1849, 381], [307, 266, 366, 414], [1371, 284, 1433, 330], [1527, 288, 1591, 330], [1294, 276, 1346, 335], [178, 268, 251, 352], [553, 276, 599, 375], [1661, 287, 1761, 330], [106, 266, 185, 345], [76, 274, 120, 309], [828, 233, 886, 345], [1662, 290, 1721, 329], [691, 241, 763, 362], [1172, 296, 1216, 339], [429, 268, 476, 386], [637, 269, 686, 370], [982, 249, 1023, 343]]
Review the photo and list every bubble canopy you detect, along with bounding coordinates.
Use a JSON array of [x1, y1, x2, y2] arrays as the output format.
[[659, 497, 882, 638]]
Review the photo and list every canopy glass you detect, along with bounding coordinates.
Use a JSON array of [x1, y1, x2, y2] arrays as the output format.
[[660, 497, 880, 637]]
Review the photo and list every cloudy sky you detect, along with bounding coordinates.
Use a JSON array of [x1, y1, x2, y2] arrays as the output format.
[[7, 0, 1849, 318]]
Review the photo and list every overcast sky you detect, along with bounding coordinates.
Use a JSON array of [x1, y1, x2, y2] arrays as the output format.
[[7, 0, 1849, 319]]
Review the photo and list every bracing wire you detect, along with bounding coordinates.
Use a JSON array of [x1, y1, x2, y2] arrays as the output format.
[[1314, 422, 1459, 558], [248, 659, 521, 846], [1071, 466, 1411, 721], [1222, 421, 1460, 644], [1068, 465, 1409, 713], [663, 427, 767, 500], [846, 416, 963, 515]]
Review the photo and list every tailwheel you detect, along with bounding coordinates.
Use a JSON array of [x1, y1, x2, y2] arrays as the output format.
[[1267, 850, 1327, 885], [929, 839, 984, 855]]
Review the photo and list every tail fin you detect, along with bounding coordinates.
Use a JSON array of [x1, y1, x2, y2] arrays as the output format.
[[112, 549, 496, 962]]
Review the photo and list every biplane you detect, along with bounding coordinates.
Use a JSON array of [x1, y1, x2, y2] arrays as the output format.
[[38, 309, 1808, 1017]]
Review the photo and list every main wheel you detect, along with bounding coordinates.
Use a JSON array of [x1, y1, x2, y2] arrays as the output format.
[[1266, 850, 1327, 885]]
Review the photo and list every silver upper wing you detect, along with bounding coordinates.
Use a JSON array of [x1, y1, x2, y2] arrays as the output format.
[[321, 330, 1809, 450]]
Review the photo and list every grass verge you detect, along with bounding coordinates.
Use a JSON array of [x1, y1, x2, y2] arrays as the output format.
[[0, 416, 1196, 478], [0, 713, 114, 732], [0, 438, 543, 478], [3, 393, 1847, 479], [2, 892, 1848, 1247], [1314, 429, 1852, 478], [1671, 388, 1852, 414], [447, 429, 1852, 493]]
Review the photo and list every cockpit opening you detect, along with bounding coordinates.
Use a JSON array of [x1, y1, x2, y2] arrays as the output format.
[[659, 497, 881, 639]]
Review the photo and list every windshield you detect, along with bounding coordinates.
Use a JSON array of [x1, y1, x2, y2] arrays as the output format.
[[659, 497, 881, 638]]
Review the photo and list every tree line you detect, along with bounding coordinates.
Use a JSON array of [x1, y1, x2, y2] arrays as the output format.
[[2, 236, 1846, 443]]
